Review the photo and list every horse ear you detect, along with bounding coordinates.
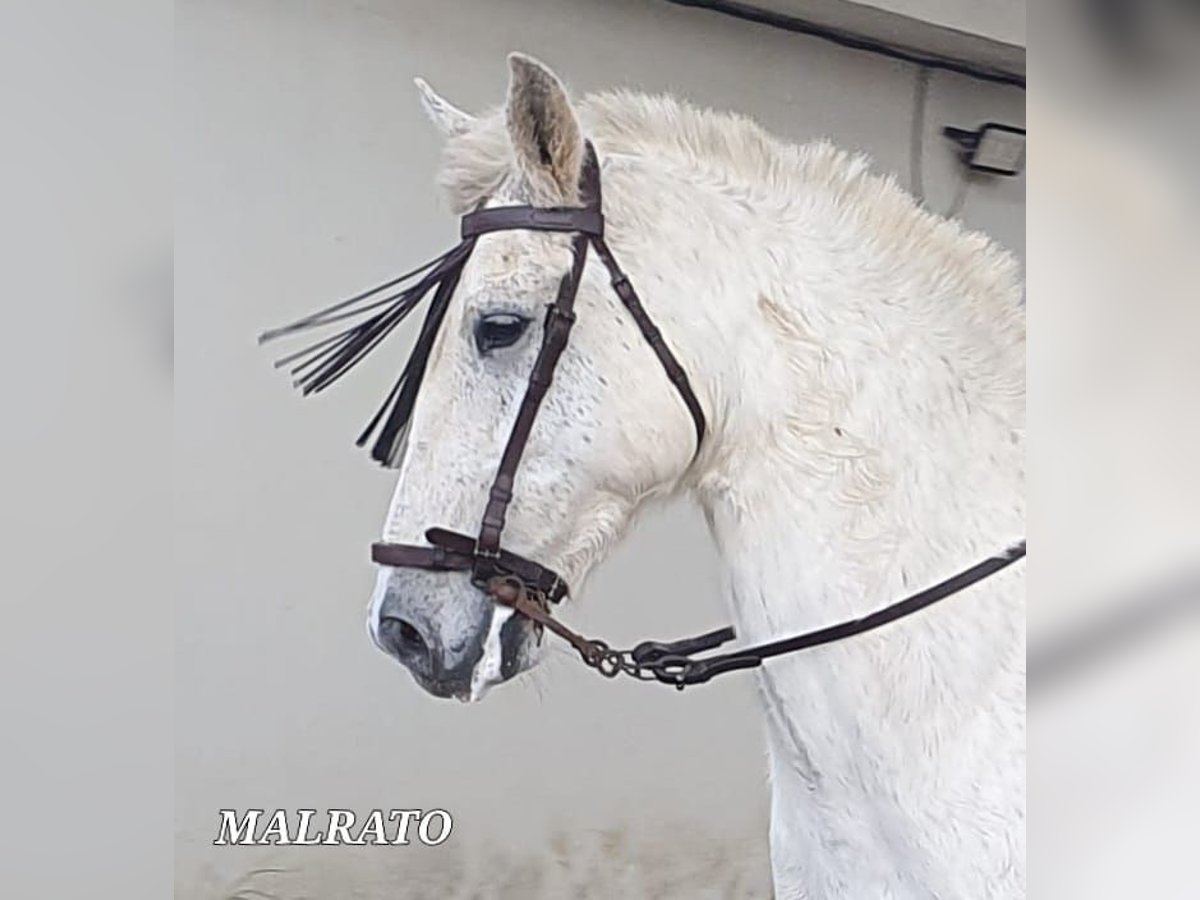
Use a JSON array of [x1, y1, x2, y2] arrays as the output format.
[[505, 53, 583, 205], [414, 77, 474, 138]]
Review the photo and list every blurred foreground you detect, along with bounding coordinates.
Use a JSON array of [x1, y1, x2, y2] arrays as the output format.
[[199, 825, 770, 900], [1031, 1, 1200, 896]]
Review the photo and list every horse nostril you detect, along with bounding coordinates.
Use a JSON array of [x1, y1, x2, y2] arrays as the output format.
[[397, 619, 424, 653], [378, 615, 431, 669]]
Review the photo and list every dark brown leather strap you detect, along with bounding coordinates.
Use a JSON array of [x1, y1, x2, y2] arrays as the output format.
[[473, 233, 589, 573], [590, 236, 706, 455], [462, 206, 604, 239], [630, 541, 1028, 686], [581, 141, 706, 455], [371, 528, 568, 603], [470, 145, 606, 576]]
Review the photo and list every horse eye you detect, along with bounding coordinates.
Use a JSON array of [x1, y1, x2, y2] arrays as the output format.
[[474, 313, 530, 354]]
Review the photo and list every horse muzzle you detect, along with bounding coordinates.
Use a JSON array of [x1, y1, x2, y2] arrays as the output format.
[[369, 567, 533, 700]]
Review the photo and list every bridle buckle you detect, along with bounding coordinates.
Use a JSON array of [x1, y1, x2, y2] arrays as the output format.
[[474, 543, 501, 562], [543, 302, 576, 330]]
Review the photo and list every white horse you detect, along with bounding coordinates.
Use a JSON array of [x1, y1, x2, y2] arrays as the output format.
[[368, 54, 1025, 899]]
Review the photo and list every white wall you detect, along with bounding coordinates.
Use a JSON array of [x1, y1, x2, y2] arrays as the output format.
[[176, 1, 1024, 896]]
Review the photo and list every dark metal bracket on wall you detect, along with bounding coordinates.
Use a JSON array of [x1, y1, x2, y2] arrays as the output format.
[[663, 0, 1026, 90]]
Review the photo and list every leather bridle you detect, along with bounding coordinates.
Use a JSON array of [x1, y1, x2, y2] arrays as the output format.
[[369, 144, 704, 610], [262, 140, 1026, 690]]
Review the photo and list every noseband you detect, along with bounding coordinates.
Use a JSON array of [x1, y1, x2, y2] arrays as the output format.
[[262, 140, 1025, 689]]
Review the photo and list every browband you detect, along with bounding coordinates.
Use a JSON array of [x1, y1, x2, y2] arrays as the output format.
[[462, 206, 604, 239]]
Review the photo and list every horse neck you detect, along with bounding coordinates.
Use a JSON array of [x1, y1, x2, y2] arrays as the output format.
[[612, 151, 1025, 700]]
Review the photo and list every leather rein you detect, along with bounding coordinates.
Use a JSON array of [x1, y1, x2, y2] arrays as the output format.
[[264, 140, 1027, 691]]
